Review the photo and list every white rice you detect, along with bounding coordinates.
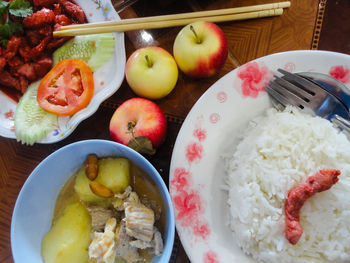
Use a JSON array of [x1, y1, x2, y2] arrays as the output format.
[[225, 106, 350, 263]]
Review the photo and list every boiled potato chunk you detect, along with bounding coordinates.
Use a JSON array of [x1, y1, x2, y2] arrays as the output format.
[[74, 167, 106, 203], [95, 157, 130, 194], [41, 202, 92, 263]]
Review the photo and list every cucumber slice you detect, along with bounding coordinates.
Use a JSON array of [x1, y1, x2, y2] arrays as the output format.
[[52, 33, 115, 72], [14, 81, 57, 145]]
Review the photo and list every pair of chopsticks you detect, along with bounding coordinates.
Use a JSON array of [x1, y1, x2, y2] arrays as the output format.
[[53, 1, 291, 37]]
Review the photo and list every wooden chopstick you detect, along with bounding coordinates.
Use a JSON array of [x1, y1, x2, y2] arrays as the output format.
[[60, 1, 290, 31], [53, 2, 290, 37]]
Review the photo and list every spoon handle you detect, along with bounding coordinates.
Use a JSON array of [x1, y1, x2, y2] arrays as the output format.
[[332, 114, 350, 134]]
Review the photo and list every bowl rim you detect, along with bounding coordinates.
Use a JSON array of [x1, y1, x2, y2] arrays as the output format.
[[11, 139, 175, 263]]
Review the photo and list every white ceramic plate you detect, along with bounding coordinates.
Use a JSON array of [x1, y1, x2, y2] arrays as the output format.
[[0, 0, 125, 143], [169, 50, 350, 263]]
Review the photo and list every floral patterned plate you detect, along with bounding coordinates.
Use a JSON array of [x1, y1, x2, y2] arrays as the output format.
[[169, 50, 350, 263], [0, 0, 125, 143]]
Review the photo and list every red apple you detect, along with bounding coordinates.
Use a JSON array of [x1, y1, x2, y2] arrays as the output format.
[[173, 21, 228, 78], [109, 98, 167, 151]]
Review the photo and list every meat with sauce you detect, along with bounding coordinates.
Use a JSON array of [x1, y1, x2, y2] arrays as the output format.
[[0, 0, 87, 97]]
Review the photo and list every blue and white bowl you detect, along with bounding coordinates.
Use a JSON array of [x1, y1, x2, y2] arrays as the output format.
[[11, 139, 175, 263]]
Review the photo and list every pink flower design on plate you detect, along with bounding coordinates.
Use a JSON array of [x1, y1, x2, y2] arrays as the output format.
[[173, 189, 211, 240], [329, 65, 350, 84], [193, 128, 206, 142], [172, 117, 212, 243], [203, 250, 219, 263], [173, 190, 202, 223], [283, 62, 296, 72], [170, 168, 191, 192], [186, 142, 203, 163], [193, 222, 210, 240], [216, 91, 227, 103], [237, 61, 273, 98], [209, 113, 220, 124], [5, 109, 14, 119]]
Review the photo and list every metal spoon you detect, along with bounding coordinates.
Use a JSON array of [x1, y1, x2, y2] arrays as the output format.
[[297, 72, 350, 111], [296, 71, 350, 134]]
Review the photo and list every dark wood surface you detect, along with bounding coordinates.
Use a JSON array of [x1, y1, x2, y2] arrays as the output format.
[[0, 0, 347, 262]]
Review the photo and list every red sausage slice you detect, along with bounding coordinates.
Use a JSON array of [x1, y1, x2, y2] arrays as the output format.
[[284, 169, 340, 245]]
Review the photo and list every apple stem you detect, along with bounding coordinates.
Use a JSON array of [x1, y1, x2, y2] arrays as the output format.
[[145, 55, 153, 67], [127, 121, 136, 137], [190, 25, 201, 44]]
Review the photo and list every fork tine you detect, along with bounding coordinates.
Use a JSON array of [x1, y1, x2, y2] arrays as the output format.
[[277, 68, 326, 95], [274, 75, 313, 100], [265, 85, 288, 106], [267, 70, 350, 125], [268, 81, 310, 109]]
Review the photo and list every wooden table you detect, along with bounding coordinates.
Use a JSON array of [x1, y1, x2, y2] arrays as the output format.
[[1, 0, 349, 262]]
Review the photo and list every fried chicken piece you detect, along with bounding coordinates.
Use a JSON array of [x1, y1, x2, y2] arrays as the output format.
[[46, 36, 71, 50], [23, 8, 55, 28], [59, 0, 87, 24], [17, 63, 37, 81], [38, 25, 53, 36], [19, 76, 29, 93], [25, 29, 43, 46], [19, 44, 32, 62], [4, 36, 23, 60], [53, 3, 61, 15], [7, 56, 23, 67], [32, 0, 57, 7], [0, 57, 6, 72], [33, 56, 52, 78], [285, 169, 340, 245], [55, 14, 71, 25], [0, 71, 20, 91], [30, 36, 51, 58]]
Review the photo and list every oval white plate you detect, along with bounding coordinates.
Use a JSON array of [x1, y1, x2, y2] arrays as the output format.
[[0, 0, 125, 143], [169, 50, 350, 263]]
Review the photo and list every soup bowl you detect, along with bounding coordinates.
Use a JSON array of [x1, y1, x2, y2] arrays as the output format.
[[11, 139, 175, 263]]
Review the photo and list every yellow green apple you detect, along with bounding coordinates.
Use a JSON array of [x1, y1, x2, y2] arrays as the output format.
[[173, 21, 228, 78], [125, 46, 178, 100]]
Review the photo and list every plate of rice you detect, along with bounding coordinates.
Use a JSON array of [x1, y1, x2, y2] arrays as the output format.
[[169, 50, 350, 263]]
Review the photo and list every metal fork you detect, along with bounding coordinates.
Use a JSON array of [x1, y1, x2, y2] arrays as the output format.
[[265, 68, 350, 133]]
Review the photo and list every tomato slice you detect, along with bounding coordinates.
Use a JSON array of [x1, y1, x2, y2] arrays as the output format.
[[37, 59, 94, 116]]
